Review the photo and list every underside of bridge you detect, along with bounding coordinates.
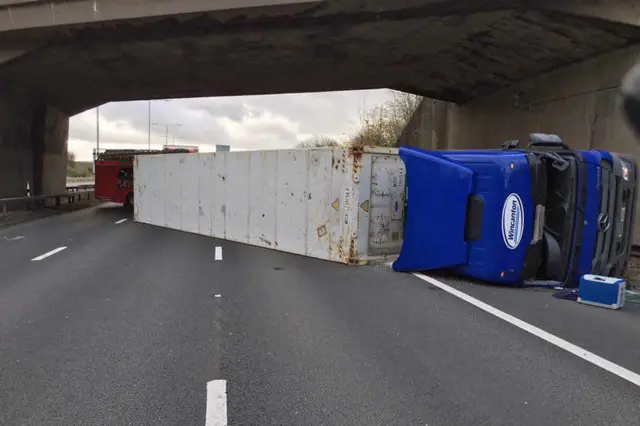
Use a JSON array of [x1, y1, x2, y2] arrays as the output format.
[[2, 1, 640, 114], [1, 0, 640, 197]]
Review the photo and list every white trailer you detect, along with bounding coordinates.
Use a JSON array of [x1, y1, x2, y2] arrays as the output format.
[[134, 146, 406, 264]]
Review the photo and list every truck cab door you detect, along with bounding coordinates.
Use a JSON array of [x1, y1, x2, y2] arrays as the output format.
[[117, 167, 134, 203], [393, 147, 474, 272]]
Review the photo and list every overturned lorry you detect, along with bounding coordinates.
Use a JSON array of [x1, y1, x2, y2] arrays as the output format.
[[134, 134, 637, 287]]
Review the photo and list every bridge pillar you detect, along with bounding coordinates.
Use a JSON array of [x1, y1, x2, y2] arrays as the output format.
[[0, 93, 68, 198], [399, 44, 640, 244], [401, 44, 640, 153], [396, 98, 450, 150]]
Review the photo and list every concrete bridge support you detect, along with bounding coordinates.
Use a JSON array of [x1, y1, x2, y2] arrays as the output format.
[[0, 93, 68, 198], [444, 45, 639, 156], [399, 44, 640, 243], [401, 45, 640, 155]]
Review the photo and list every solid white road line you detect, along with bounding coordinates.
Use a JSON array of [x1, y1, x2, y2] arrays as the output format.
[[413, 273, 640, 388], [215, 246, 222, 261], [32, 246, 67, 261], [115, 219, 128, 225], [206, 380, 227, 426]]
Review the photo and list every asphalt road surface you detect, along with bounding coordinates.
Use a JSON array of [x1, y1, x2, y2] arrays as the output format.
[[1, 204, 639, 425]]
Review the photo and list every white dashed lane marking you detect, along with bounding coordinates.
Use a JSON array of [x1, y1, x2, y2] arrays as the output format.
[[205, 380, 227, 426], [32, 246, 67, 261]]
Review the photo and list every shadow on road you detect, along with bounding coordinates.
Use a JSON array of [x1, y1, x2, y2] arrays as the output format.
[[0, 200, 101, 230], [94, 202, 133, 218]]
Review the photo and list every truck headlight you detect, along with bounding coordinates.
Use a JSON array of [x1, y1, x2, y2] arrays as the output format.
[[621, 159, 631, 181]]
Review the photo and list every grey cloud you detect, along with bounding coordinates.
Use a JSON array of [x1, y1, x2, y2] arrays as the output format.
[[198, 104, 244, 122], [69, 117, 99, 143], [69, 115, 144, 147], [176, 98, 248, 123], [94, 100, 233, 146], [239, 90, 393, 136], [69, 89, 395, 152], [240, 121, 299, 146], [97, 101, 146, 126]]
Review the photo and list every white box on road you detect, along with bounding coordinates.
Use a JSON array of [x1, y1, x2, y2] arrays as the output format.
[[134, 147, 406, 264]]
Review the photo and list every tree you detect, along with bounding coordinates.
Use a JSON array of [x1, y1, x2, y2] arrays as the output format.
[[349, 90, 423, 148], [67, 151, 76, 167], [296, 135, 341, 148], [388, 90, 424, 126]]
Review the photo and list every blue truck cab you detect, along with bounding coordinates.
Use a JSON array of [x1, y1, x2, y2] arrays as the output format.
[[393, 134, 637, 287]]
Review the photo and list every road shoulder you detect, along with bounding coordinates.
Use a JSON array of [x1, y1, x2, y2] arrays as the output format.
[[424, 272, 640, 376]]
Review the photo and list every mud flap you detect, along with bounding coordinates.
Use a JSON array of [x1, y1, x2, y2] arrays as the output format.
[[392, 147, 474, 272]]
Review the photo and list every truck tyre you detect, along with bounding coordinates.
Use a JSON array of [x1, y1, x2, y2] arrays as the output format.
[[542, 231, 563, 282], [125, 193, 134, 208]]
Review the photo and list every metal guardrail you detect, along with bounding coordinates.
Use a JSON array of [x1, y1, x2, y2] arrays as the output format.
[[0, 189, 95, 218], [67, 177, 95, 183], [22, 184, 94, 197], [66, 184, 95, 192]]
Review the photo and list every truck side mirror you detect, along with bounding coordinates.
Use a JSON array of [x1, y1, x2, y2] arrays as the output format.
[[502, 139, 520, 149]]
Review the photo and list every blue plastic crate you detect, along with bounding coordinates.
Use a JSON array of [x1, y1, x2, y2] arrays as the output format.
[[577, 274, 626, 310]]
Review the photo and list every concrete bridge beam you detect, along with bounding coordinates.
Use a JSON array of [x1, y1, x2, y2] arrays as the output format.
[[538, 0, 640, 28]]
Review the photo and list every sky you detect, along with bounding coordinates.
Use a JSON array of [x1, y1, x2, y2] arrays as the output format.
[[68, 89, 395, 161]]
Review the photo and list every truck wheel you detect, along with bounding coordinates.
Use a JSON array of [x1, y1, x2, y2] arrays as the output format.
[[542, 231, 563, 281], [125, 193, 134, 207]]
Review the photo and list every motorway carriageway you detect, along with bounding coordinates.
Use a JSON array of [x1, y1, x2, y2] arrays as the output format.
[[1, 204, 640, 425]]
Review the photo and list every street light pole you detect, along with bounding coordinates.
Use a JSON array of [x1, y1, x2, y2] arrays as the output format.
[[96, 106, 100, 153], [151, 122, 182, 148], [148, 100, 151, 150], [148, 100, 174, 149]]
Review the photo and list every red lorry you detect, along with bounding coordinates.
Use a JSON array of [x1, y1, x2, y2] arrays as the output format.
[[94, 147, 198, 206]]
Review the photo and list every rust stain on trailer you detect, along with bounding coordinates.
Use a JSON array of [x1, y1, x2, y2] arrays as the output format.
[[333, 156, 342, 171], [347, 237, 359, 265], [259, 235, 272, 246], [336, 236, 344, 259], [348, 146, 364, 161], [348, 146, 364, 177], [335, 234, 359, 265], [329, 244, 340, 263], [370, 213, 392, 245]]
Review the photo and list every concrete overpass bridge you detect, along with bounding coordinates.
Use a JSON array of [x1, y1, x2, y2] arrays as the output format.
[[1, 0, 639, 198]]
